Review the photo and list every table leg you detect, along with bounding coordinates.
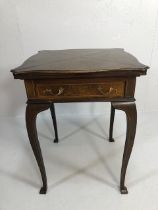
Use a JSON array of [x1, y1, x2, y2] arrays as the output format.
[[50, 103, 59, 143], [112, 102, 137, 194], [109, 103, 115, 142], [26, 102, 50, 194]]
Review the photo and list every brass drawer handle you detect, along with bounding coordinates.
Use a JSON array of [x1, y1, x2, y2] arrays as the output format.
[[56, 87, 64, 96], [43, 87, 64, 96], [97, 86, 118, 96]]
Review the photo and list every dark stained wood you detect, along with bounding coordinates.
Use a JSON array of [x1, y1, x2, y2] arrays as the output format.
[[112, 102, 137, 194], [24, 80, 36, 98], [36, 80, 124, 100], [109, 104, 115, 142], [11, 49, 149, 79], [11, 49, 149, 194], [124, 77, 136, 98], [24, 77, 136, 102], [26, 102, 50, 194], [50, 103, 59, 143]]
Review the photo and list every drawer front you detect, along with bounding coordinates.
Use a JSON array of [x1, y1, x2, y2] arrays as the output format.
[[35, 81, 125, 99]]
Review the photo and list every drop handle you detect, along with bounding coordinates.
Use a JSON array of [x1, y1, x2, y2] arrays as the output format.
[[97, 86, 118, 96], [43, 87, 64, 96]]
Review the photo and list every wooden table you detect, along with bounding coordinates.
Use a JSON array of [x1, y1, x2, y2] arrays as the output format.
[[11, 49, 149, 194]]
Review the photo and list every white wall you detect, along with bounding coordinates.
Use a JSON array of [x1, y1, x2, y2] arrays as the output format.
[[0, 0, 158, 117]]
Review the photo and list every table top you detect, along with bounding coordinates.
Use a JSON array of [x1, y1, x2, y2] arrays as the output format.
[[11, 49, 149, 79]]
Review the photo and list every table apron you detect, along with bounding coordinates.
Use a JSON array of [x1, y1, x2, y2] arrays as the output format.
[[24, 77, 136, 102]]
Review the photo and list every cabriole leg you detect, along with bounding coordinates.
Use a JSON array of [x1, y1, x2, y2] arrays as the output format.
[[112, 102, 137, 194], [109, 103, 115, 142], [50, 103, 59, 143], [26, 102, 50, 194]]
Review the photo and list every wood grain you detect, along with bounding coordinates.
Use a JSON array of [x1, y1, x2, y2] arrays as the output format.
[[11, 49, 149, 79], [11, 49, 149, 194]]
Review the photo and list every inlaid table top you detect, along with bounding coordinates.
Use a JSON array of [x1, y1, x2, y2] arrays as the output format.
[[11, 48, 148, 79]]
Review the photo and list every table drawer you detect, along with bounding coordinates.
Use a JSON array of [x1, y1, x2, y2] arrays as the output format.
[[35, 81, 125, 99]]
